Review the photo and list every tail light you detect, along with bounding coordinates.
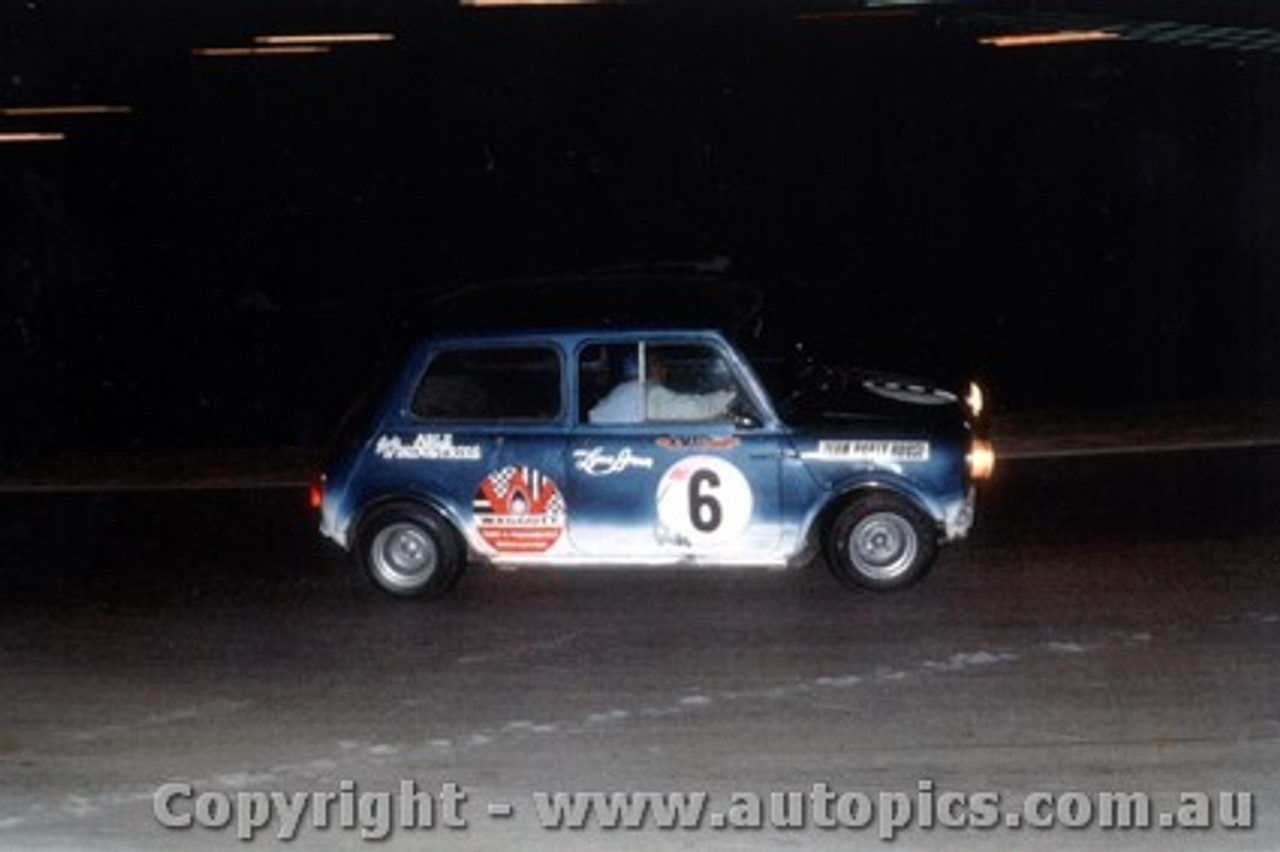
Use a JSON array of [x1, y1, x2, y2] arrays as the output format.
[[309, 474, 325, 510], [968, 439, 995, 481]]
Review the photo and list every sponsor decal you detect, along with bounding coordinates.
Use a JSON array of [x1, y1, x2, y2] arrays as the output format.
[[472, 466, 566, 553], [655, 435, 741, 451], [655, 456, 753, 548], [572, 446, 655, 477], [805, 439, 931, 462], [376, 433, 482, 461]]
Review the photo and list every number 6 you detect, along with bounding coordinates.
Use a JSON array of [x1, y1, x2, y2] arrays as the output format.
[[689, 469, 722, 532]]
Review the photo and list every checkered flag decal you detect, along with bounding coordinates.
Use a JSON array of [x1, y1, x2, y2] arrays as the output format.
[[473, 466, 567, 555], [474, 466, 565, 516]]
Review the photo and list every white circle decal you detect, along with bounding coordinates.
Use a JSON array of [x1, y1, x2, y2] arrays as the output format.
[[862, 378, 956, 406], [655, 456, 752, 548]]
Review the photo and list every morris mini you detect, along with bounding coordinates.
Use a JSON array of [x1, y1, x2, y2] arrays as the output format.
[[314, 328, 993, 599]]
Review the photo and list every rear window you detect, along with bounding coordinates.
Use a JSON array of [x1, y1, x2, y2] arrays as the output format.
[[410, 346, 562, 421]]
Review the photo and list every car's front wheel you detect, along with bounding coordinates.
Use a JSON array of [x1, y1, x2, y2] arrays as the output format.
[[356, 504, 465, 599], [826, 493, 937, 592]]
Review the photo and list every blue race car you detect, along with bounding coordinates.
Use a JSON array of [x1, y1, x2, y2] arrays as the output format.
[[313, 328, 993, 599]]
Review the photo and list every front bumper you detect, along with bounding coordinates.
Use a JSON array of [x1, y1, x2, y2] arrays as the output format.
[[943, 486, 977, 541]]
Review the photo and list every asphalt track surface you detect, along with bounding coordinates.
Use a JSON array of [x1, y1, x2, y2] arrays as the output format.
[[1, 446, 1278, 850]]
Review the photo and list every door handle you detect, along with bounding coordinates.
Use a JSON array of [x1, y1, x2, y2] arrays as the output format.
[[748, 448, 794, 460]]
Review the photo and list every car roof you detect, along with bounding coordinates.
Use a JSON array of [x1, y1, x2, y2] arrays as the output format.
[[422, 327, 733, 350]]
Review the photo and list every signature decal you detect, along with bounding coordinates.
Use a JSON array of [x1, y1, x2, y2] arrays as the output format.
[[573, 446, 655, 477], [805, 439, 931, 462], [376, 433, 482, 461]]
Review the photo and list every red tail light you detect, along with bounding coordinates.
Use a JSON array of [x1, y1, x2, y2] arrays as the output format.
[[309, 474, 325, 510]]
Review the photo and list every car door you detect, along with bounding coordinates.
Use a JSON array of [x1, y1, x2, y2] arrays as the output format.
[[565, 338, 785, 564], [398, 341, 570, 560]]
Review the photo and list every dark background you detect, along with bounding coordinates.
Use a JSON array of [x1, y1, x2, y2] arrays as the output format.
[[4, 0, 1280, 462]]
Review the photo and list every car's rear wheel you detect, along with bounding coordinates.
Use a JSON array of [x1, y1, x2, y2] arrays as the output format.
[[356, 504, 465, 599], [826, 493, 937, 591]]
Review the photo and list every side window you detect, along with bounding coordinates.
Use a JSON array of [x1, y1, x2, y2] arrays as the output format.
[[582, 341, 755, 425], [580, 343, 641, 424], [411, 346, 562, 421], [645, 343, 746, 423]]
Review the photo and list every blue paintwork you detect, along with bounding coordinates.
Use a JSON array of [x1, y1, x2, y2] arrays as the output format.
[[318, 329, 981, 569]]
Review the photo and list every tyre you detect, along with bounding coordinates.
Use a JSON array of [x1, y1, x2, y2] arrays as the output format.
[[825, 493, 937, 592], [355, 503, 465, 599]]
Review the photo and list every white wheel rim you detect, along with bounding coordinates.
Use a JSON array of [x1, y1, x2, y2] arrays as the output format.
[[848, 512, 918, 581], [370, 523, 439, 590]]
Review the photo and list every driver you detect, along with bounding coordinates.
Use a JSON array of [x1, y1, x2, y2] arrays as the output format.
[[589, 350, 736, 424]]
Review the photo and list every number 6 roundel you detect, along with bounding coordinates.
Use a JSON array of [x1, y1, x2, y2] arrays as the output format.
[[655, 456, 753, 548]]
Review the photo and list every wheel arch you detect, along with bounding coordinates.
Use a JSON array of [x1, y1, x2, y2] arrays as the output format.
[[352, 490, 471, 559], [801, 477, 946, 554]]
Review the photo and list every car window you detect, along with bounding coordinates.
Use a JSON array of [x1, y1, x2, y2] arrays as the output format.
[[411, 346, 561, 421], [582, 341, 755, 425], [645, 343, 747, 423], [579, 343, 639, 423]]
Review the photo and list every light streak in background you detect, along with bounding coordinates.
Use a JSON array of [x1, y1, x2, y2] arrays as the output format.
[[253, 33, 395, 46], [0, 132, 67, 143], [0, 105, 133, 117], [979, 30, 1121, 48], [461, 0, 620, 7], [191, 45, 332, 57], [797, 10, 918, 22]]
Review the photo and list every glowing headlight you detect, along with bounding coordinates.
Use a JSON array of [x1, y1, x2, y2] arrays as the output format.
[[966, 381, 985, 419], [968, 439, 996, 481]]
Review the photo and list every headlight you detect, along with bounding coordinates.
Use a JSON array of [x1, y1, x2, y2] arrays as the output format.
[[967, 439, 996, 481], [966, 381, 984, 419]]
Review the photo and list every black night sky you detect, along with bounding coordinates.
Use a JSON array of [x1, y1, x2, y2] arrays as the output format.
[[5, 0, 1280, 461]]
